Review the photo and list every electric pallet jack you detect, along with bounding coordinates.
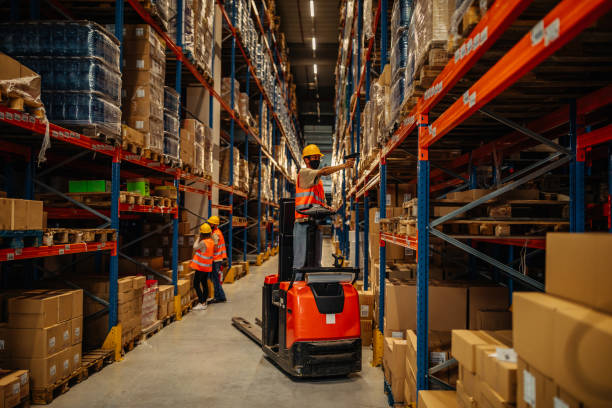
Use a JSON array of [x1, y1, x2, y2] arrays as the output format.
[[232, 198, 362, 377]]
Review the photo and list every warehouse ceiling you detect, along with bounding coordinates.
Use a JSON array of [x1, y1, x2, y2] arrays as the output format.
[[277, 0, 340, 157]]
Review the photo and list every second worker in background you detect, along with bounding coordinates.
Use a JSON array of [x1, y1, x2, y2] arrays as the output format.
[[207, 216, 228, 303]]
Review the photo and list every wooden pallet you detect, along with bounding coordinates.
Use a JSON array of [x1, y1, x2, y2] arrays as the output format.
[[42, 228, 116, 245], [0, 230, 43, 249], [142, 148, 162, 162], [137, 320, 162, 344], [162, 155, 182, 168], [80, 348, 114, 380], [122, 141, 142, 155], [0, 90, 45, 118], [161, 314, 176, 327], [30, 368, 85, 405]]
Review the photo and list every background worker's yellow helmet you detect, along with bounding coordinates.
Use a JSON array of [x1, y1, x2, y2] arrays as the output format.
[[199, 223, 212, 234], [302, 144, 324, 158], [207, 215, 220, 225]]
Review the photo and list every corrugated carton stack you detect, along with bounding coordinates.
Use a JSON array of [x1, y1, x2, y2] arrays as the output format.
[[0, 198, 43, 230], [180, 127, 195, 170], [157, 285, 174, 320], [122, 25, 166, 155], [163, 86, 180, 161], [513, 233, 612, 408], [0, 370, 29, 408], [141, 280, 159, 329], [222, 77, 241, 113], [1, 289, 83, 391], [358, 290, 374, 347], [79, 275, 145, 349], [193, 0, 215, 75], [451, 329, 515, 408]]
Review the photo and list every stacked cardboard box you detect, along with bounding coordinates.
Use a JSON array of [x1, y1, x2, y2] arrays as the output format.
[[141, 280, 159, 329], [157, 285, 174, 320], [0, 370, 29, 408], [451, 329, 515, 408], [81, 275, 145, 348], [358, 290, 374, 347], [513, 233, 612, 408], [386, 330, 456, 406], [0, 198, 43, 230], [418, 390, 459, 408], [1, 289, 83, 390], [122, 25, 166, 154]]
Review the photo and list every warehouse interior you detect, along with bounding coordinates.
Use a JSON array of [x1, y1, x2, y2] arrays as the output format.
[[0, 0, 611, 407]]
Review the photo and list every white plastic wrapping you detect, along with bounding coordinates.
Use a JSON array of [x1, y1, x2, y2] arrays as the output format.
[[364, 0, 373, 40], [408, 0, 453, 74]]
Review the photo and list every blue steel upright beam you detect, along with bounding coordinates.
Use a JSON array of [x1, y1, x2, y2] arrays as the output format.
[[108, 1, 124, 330], [362, 60, 371, 289], [257, 100, 263, 254], [416, 113, 430, 393], [172, 0, 183, 296], [243, 69, 250, 261], [572, 100, 585, 233], [354, 0, 363, 271], [377, 0, 388, 332], [228, 0, 237, 267]]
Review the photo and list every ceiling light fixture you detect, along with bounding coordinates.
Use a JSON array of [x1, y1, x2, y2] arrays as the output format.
[[313, 64, 318, 75], [312, 37, 316, 50], [310, 0, 315, 17]]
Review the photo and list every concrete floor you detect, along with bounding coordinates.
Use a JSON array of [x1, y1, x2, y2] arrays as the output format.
[[51, 240, 385, 407]]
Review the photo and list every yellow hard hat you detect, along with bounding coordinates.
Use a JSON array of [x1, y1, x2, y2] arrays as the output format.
[[207, 215, 220, 225], [302, 144, 324, 158], [199, 223, 212, 234]]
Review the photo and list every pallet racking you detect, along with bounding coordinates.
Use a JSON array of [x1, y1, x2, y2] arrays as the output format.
[[0, 0, 300, 345], [332, 0, 612, 398]]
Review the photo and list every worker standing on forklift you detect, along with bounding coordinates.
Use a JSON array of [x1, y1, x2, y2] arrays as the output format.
[[191, 223, 215, 310], [207, 215, 228, 303], [293, 144, 355, 269]]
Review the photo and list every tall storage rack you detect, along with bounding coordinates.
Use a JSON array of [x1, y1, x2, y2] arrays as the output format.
[[0, 0, 299, 349], [332, 0, 612, 398]]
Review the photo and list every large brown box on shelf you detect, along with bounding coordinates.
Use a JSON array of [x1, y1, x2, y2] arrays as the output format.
[[357, 290, 374, 320], [385, 282, 467, 332], [0, 198, 43, 230], [0, 53, 41, 104], [467, 286, 509, 329], [545, 232, 612, 315], [8, 294, 58, 329], [513, 292, 612, 407]]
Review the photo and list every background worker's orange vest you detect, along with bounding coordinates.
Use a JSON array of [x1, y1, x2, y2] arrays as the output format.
[[295, 176, 326, 220], [190, 238, 215, 272], [213, 228, 227, 261]]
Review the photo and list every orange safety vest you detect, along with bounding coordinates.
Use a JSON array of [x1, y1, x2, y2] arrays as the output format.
[[212, 228, 227, 262], [294, 173, 326, 220], [190, 238, 215, 272]]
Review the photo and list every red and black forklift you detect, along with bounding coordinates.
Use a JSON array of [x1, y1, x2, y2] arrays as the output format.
[[232, 198, 362, 377]]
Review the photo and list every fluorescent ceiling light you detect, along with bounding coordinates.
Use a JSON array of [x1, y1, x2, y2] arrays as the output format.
[[310, 0, 315, 17], [312, 37, 316, 50], [313, 64, 318, 74]]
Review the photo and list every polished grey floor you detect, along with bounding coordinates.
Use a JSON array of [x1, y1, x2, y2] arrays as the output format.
[[51, 240, 385, 407]]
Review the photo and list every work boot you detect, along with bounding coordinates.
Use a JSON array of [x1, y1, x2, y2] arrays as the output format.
[[193, 303, 207, 310]]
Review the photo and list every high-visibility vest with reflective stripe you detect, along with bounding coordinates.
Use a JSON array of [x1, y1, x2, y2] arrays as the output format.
[[190, 238, 215, 272], [294, 173, 326, 220], [213, 228, 227, 261]]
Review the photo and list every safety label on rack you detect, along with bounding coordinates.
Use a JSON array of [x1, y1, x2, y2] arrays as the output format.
[[325, 314, 336, 324], [455, 26, 488, 64]]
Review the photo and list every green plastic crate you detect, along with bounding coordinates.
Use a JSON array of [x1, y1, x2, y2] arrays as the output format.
[[68, 180, 88, 193], [127, 179, 150, 196], [87, 180, 111, 192]]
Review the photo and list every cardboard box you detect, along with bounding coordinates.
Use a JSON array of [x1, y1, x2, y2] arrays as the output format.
[[478, 344, 516, 403], [478, 379, 513, 408], [69, 344, 81, 372], [133, 276, 146, 290], [178, 234, 195, 248], [475, 310, 512, 331], [517, 358, 555, 408], [456, 380, 476, 408], [360, 319, 372, 346], [11, 352, 59, 389], [358, 290, 374, 320], [417, 390, 459, 408], [118, 277, 134, 293], [451, 330, 505, 373], [0, 199, 27, 230], [12, 370, 29, 400], [385, 283, 467, 331], [468, 286, 509, 329], [545, 233, 612, 315], [70, 316, 83, 345], [459, 365, 478, 399], [8, 294, 59, 329], [0, 53, 41, 103], [0, 372, 20, 408], [404, 365, 417, 405]]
